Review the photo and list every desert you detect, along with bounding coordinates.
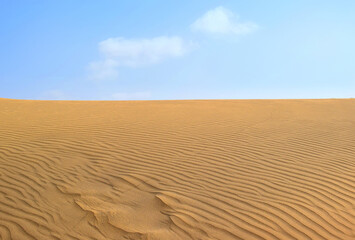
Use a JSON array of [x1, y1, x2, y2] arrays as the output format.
[[0, 98, 354, 239]]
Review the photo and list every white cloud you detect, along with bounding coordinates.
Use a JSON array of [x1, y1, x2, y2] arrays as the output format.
[[191, 6, 258, 35], [88, 59, 119, 81], [111, 91, 151, 100], [89, 36, 193, 81], [99, 36, 190, 66]]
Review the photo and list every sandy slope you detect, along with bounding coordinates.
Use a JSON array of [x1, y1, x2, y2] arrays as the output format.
[[0, 98, 354, 240]]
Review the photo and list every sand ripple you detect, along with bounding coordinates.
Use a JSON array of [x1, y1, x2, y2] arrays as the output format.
[[0, 99, 355, 239]]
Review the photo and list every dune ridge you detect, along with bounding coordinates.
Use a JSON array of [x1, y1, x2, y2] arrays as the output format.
[[0, 98, 354, 240]]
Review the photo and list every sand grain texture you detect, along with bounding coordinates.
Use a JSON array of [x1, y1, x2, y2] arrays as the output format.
[[0, 98, 355, 239]]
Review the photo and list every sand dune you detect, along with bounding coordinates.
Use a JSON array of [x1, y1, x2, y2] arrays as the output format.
[[0, 98, 355, 240]]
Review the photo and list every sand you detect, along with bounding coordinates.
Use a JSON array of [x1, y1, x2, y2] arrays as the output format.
[[0, 98, 354, 240]]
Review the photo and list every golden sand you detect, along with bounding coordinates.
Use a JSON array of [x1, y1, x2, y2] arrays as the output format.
[[0, 98, 354, 239]]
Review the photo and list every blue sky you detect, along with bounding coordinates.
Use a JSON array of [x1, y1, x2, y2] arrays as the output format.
[[1, 1, 354, 100]]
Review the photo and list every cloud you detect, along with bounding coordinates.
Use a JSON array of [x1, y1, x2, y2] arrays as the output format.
[[88, 59, 119, 81], [89, 36, 193, 81], [99, 36, 191, 66], [191, 6, 258, 35], [111, 91, 151, 100]]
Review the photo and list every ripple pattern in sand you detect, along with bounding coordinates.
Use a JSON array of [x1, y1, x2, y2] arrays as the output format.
[[0, 99, 355, 240]]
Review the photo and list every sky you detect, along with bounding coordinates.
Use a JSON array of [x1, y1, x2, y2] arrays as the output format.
[[1, 0, 354, 100]]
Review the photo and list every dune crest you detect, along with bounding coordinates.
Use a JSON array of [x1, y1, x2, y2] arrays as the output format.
[[0, 99, 355, 239]]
